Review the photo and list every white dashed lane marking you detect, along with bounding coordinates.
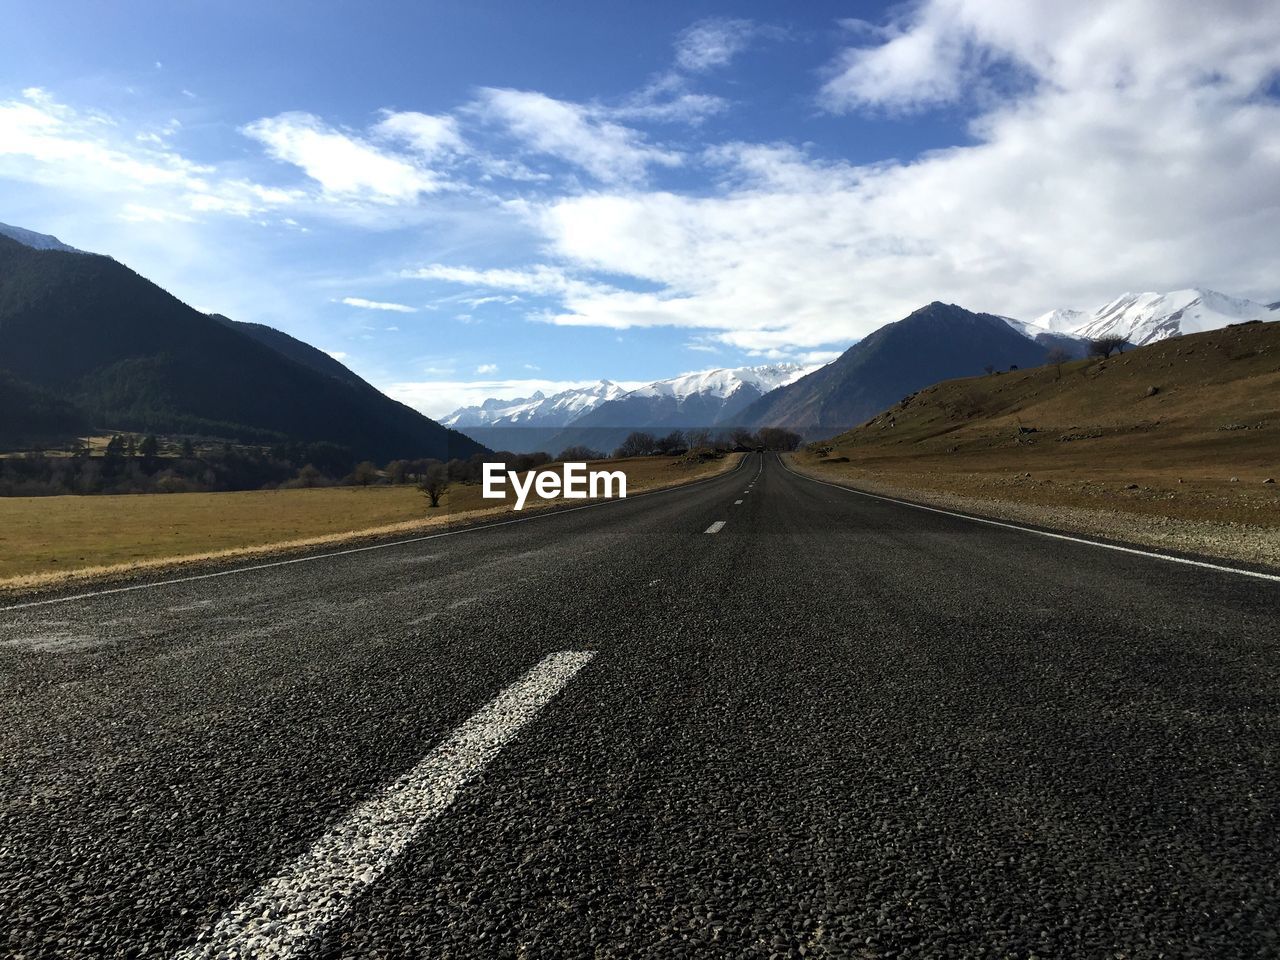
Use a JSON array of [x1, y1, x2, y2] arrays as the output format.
[[175, 650, 597, 960], [705, 521, 727, 534], [734, 500, 743, 505]]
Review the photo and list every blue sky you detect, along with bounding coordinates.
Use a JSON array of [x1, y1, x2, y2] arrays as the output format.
[[2, 0, 1278, 415]]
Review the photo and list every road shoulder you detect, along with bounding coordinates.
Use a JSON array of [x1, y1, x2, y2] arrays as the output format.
[[785, 454, 1280, 575]]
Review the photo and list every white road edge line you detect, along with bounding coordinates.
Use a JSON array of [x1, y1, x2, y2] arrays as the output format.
[[174, 650, 596, 960], [705, 521, 727, 534], [778, 454, 1280, 585], [0, 455, 752, 612]]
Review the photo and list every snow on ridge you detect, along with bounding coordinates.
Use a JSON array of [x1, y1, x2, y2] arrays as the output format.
[[442, 379, 628, 428], [625, 363, 814, 401], [1014, 288, 1276, 348]]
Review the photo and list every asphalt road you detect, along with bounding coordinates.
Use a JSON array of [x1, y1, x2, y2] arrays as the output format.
[[2, 452, 1277, 959]]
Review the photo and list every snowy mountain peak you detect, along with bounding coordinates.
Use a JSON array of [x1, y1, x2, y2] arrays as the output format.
[[441, 379, 630, 429], [1072, 288, 1274, 345], [1011, 288, 1276, 349], [626, 363, 812, 401], [1029, 307, 1089, 333], [0, 221, 85, 254]]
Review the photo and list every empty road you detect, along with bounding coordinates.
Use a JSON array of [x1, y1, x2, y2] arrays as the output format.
[[1, 453, 1277, 958]]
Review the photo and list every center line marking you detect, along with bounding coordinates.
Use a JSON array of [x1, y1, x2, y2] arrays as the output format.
[[734, 499, 743, 505], [705, 521, 726, 533], [175, 650, 596, 960]]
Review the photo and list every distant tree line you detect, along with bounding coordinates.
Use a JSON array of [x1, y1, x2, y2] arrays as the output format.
[[0, 424, 803, 498], [609, 426, 802, 458]]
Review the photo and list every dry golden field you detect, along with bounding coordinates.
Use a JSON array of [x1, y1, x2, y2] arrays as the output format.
[[0, 453, 740, 590]]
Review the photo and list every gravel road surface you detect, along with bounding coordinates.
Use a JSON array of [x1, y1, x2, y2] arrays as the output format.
[[2, 453, 1277, 958]]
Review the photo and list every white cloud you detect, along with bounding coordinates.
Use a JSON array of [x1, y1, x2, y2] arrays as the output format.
[[0, 89, 308, 222], [675, 18, 758, 72], [374, 110, 466, 157], [325, 350, 349, 361], [473, 88, 681, 184], [419, 0, 1280, 352], [341, 296, 417, 312], [406, 262, 615, 300], [475, 362, 499, 374], [610, 72, 729, 125], [242, 111, 444, 201]]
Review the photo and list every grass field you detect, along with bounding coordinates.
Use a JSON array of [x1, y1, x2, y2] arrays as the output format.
[[0, 453, 740, 590]]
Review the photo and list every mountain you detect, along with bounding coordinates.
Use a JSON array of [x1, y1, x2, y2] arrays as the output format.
[[546, 363, 814, 454], [740, 303, 1053, 438], [210, 314, 367, 389], [443, 380, 628, 429], [0, 221, 85, 253], [0, 370, 92, 443], [0, 233, 484, 461], [1050, 289, 1277, 346], [799, 319, 1280, 503], [1000, 316, 1091, 357], [441, 380, 631, 453], [1029, 307, 1089, 333]]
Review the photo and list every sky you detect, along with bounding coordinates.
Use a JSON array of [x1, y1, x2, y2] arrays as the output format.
[[2, 0, 1278, 417]]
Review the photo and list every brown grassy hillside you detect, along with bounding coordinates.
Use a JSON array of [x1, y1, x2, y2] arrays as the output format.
[[794, 320, 1280, 532]]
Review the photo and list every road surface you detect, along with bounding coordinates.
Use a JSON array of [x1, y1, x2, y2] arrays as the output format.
[[1, 453, 1277, 958]]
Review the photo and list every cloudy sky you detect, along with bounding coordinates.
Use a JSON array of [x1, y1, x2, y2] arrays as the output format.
[[2, 0, 1278, 416]]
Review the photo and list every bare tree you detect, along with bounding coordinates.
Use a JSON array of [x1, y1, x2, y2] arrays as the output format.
[[1044, 345, 1072, 380], [613, 431, 657, 458], [557, 444, 605, 462], [1088, 334, 1127, 359], [418, 463, 450, 508], [685, 428, 711, 450], [984, 364, 996, 375], [654, 430, 687, 455], [758, 426, 803, 451]]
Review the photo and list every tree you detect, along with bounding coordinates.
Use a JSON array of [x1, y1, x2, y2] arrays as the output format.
[[685, 428, 711, 450], [345, 460, 380, 486], [757, 426, 803, 451], [557, 445, 604, 462], [1044, 346, 1072, 380], [654, 430, 687, 455], [385, 459, 410, 484], [180, 438, 195, 459], [139, 434, 160, 474], [104, 435, 126, 460], [1088, 334, 1127, 359], [984, 364, 996, 375], [613, 431, 657, 458], [293, 463, 325, 488], [729, 427, 758, 450], [419, 463, 450, 508]]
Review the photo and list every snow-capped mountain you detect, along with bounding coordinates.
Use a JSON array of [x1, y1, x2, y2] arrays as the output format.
[[622, 363, 812, 402], [0, 221, 84, 253], [1070, 289, 1276, 345], [1017, 289, 1276, 348], [442, 380, 628, 429], [1001, 315, 1091, 357], [1029, 308, 1089, 333], [542, 363, 818, 453]]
